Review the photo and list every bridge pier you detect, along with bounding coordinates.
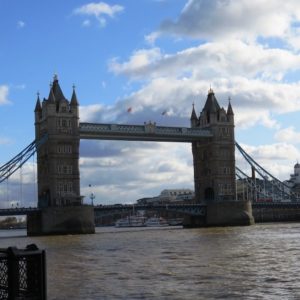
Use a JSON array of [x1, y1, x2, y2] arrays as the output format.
[[205, 200, 254, 226], [27, 206, 95, 236], [183, 200, 254, 227]]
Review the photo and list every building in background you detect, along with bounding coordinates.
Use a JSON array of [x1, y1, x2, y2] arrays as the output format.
[[137, 189, 195, 205], [285, 163, 300, 195]]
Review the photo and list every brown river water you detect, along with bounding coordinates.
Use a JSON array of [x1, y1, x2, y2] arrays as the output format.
[[1, 223, 300, 299]]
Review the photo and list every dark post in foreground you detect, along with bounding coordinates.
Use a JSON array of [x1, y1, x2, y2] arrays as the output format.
[[0, 244, 46, 300]]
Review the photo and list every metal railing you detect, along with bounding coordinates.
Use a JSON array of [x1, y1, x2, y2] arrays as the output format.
[[0, 244, 46, 299]]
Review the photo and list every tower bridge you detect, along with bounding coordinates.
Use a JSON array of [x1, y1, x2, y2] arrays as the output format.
[[1, 76, 256, 235]]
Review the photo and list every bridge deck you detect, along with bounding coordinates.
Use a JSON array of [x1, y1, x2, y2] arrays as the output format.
[[79, 122, 212, 142], [1, 202, 300, 217]]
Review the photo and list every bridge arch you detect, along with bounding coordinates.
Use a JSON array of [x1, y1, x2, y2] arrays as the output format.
[[204, 187, 214, 202]]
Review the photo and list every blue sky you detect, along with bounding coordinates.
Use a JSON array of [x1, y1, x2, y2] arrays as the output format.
[[1, 0, 300, 207]]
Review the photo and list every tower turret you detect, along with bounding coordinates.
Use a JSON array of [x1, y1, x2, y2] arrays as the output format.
[[227, 97, 234, 123], [70, 85, 79, 116], [201, 88, 220, 124], [190, 103, 198, 127], [34, 93, 42, 119]]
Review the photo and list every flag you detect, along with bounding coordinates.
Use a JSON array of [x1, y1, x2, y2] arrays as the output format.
[[127, 107, 132, 113], [162, 110, 167, 116]]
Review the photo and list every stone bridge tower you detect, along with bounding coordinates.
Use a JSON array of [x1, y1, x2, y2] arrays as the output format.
[[191, 88, 236, 203], [28, 76, 95, 236], [189, 89, 254, 226], [34, 75, 81, 208]]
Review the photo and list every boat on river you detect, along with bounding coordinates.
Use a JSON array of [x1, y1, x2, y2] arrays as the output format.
[[115, 216, 146, 227], [145, 217, 169, 227]]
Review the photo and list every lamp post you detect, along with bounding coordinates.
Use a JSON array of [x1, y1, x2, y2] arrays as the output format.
[[90, 193, 95, 206]]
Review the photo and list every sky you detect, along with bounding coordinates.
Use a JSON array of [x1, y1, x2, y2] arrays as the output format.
[[1, 0, 300, 207]]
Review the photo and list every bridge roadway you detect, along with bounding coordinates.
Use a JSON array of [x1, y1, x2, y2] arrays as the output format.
[[1, 202, 300, 217], [94, 203, 206, 216], [0, 204, 206, 217], [79, 122, 213, 142], [0, 207, 39, 216]]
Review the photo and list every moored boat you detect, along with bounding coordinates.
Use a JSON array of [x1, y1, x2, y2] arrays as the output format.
[[115, 216, 146, 227], [145, 217, 169, 227], [167, 218, 183, 226]]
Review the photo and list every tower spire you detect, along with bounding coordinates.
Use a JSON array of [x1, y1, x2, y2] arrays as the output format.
[[48, 87, 55, 103], [51, 74, 66, 101], [70, 84, 79, 106], [34, 92, 42, 112], [227, 96, 234, 115], [190, 102, 197, 119]]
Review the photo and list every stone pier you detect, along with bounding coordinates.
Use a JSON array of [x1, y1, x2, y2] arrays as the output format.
[[27, 206, 95, 236], [183, 200, 254, 227]]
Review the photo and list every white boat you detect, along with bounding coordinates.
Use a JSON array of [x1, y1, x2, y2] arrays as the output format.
[[145, 217, 169, 227], [168, 218, 183, 226], [115, 215, 146, 227]]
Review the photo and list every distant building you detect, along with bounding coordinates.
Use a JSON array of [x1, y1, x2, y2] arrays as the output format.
[[236, 178, 275, 202], [285, 163, 300, 194], [159, 189, 194, 202], [136, 189, 195, 205]]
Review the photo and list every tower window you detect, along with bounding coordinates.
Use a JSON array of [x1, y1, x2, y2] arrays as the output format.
[[57, 144, 72, 153]]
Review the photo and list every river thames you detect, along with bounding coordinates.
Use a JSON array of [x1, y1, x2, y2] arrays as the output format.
[[1, 223, 300, 299]]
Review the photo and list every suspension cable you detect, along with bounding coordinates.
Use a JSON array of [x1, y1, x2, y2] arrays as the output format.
[[236, 142, 299, 201], [0, 134, 47, 183]]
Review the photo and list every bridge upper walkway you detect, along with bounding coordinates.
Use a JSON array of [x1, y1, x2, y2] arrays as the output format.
[[79, 122, 213, 142]]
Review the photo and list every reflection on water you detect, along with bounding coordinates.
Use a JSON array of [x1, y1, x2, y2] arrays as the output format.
[[1, 224, 300, 299]]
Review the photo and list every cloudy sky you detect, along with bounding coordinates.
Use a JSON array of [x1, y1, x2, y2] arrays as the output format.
[[1, 0, 300, 207]]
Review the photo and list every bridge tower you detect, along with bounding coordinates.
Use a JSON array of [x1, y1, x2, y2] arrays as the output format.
[[188, 89, 254, 226], [191, 88, 236, 202], [28, 76, 95, 235], [35, 75, 81, 207]]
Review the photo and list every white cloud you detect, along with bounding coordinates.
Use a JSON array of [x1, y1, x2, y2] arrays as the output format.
[[74, 2, 124, 27], [82, 19, 91, 27], [17, 20, 25, 28], [275, 127, 300, 144], [0, 85, 10, 105], [0, 137, 12, 145], [13, 84, 26, 90], [109, 41, 300, 82], [159, 0, 300, 44], [145, 31, 161, 45], [109, 48, 162, 78]]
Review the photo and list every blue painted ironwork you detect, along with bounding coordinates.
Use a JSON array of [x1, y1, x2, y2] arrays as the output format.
[[0, 207, 39, 216], [79, 122, 213, 142], [0, 135, 47, 183], [94, 204, 206, 216], [235, 142, 300, 202]]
